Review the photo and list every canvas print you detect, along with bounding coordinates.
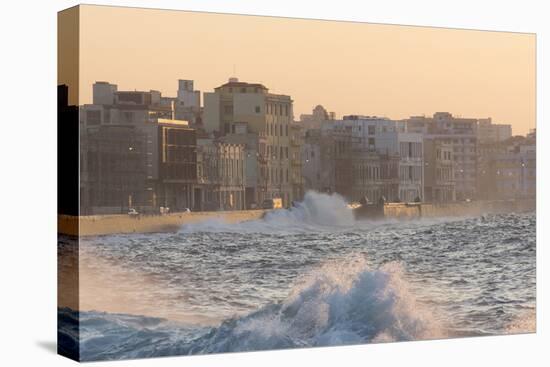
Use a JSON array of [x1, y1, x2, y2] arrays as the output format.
[[58, 5, 536, 362]]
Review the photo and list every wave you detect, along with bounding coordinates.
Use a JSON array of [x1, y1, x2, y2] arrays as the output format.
[[179, 191, 355, 234], [60, 256, 444, 361]]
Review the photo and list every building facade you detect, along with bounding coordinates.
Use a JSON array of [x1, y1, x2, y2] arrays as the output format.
[[204, 78, 297, 207], [407, 112, 477, 200]]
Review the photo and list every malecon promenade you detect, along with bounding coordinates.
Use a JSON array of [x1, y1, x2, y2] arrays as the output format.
[[59, 198, 535, 236]]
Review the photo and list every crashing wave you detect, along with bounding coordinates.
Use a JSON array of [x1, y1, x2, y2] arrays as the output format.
[[61, 256, 444, 360], [180, 191, 355, 234]]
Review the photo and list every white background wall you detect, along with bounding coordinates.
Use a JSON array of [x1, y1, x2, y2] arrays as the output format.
[[0, 0, 547, 366]]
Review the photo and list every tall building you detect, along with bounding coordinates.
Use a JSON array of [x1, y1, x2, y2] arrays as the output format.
[[204, 78, 297, 206], [407, 112, 478, 200]]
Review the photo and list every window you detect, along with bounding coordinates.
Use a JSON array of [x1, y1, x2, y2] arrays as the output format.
[[368, 125, 375, 135], [224, 105, 233, 114], [86, 110, 101, 125], [255, 106, 261, 113], [240, 88, 246, 93]]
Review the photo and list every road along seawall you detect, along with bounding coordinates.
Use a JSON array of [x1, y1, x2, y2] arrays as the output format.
[[58, 210, 268, 237]]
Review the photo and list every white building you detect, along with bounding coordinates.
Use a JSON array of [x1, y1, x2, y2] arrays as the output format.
[[322, 116, 424, 202]]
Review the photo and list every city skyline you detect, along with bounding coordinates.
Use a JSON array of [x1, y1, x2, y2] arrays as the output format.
[[65, 5, 535, 135]]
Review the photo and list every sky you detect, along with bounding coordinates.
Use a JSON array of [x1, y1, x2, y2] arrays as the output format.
[[63, 5, 535, 135]]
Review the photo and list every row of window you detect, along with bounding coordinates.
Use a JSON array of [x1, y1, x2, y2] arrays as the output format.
[[436, 149, 452, 161], [400, 142, 423, 158], [266, 103, 289, 116], [264, 167, 290, 185], [267, 145, 289, 160], [399, 165, 422, 182], [267, 122, 289, 137]]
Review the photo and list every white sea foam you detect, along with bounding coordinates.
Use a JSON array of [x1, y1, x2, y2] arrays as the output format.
[[188, 256, 444, 353], [179, 191, 355, 234]]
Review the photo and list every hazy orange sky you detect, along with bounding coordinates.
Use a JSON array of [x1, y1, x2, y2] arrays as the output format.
[[75, 5, 535, 135]]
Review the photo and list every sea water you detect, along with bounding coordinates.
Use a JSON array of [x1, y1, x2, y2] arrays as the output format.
[[58, 191, 536, 361]]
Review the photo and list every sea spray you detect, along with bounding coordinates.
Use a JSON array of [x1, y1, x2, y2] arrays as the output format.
[[64, 255, 445, 360], [188, 256, 444, 353], [179, 191, 355, 234]]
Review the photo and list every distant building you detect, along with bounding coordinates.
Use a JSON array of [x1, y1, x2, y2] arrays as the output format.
[[477, 135, 536, 200], [157, 122, 198, 211], [423, 139, 455, 202], [299, 105, 335, 130], [289, 123, 305, 202], [204, 78, 297, 207], [196, 137, 246, 210], [81, 82, 199, 214], [302, 116, 422, 203], [219, 122, 268, 208], [477, 118, 512, 144], [175, 79, 202, 125], [80, 125, 148, 214], [406, 112, 478, 200]]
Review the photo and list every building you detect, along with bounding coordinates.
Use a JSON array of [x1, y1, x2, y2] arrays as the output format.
[[406, 112, 478, 200], [80, 125, 148, 214], [174, 79, 202, 125], [302, 115, 422, 203], [157, 121, 198, 211], [423, 139, 455, 202], [204, 78, 297, 207], [478, 135, 536, 200], [299, 105, 335, 130], [289, 123, 305, 202], [81, 82, 202, 214], [477, 118, 512, 144], [196, 137, 246, 210], [219, 122, 268, 208], [322, 116, 424, 203]]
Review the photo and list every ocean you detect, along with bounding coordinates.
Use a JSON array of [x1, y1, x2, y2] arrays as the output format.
[[58, 192, 536, 361]]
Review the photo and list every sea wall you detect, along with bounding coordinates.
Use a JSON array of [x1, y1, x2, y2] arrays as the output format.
[[378, 199, 536, 219], [59, 199, 535, 237], [59, 210, 267, 237]]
